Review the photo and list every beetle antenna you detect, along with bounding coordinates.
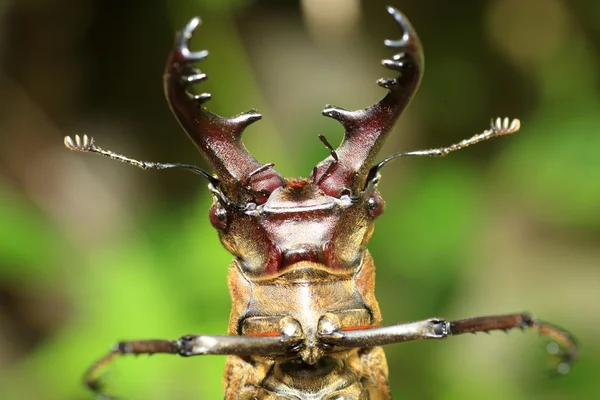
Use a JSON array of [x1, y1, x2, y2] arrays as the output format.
[[314, 134, 339, 185], [64, 134, 219, 185], [366, 117, 520, 183]]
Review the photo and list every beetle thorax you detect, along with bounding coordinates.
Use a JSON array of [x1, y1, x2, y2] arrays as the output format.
[[211, 179, 385, 277], [215, 178, 384, 367], [227, 254, 382, 365]]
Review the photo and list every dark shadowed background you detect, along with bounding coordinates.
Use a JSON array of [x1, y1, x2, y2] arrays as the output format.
[[0, 0, 599, 399]]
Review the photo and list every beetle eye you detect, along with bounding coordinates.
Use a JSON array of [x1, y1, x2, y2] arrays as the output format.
[[367, 193, 385, 218], [209, 203, 228, 230]]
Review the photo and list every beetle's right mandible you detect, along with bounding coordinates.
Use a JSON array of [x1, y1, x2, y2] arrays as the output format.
[[163, 18, 284, 204]]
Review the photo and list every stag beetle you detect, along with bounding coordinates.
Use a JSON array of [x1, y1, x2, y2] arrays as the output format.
[[65, 6, 577, 399]]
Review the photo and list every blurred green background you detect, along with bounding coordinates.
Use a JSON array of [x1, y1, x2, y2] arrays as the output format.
[[0, 0, 599, 399]]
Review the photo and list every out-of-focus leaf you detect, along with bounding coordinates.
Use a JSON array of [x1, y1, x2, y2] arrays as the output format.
[[372, 162, 481, 280], [499, 105, 600, 229], [0, 189, 61, 280]]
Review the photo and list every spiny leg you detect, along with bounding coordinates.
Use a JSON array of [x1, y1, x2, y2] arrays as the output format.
[[450, 312, 577, 374], [85, 334, 301, 399], [84, 340, 177, 397], [319, 312, 577, 374]]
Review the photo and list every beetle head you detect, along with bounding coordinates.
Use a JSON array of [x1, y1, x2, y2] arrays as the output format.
[[164, 7, 421, 276]]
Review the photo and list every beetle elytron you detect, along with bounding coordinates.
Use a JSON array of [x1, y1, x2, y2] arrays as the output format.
[[65, 6, 577, 399]]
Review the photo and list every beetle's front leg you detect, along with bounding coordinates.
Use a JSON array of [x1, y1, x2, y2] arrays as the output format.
[[85, 334, 301, 398], [84, 339, 178, 398], [319, 313, 577, 374], [450, 312, 577, 374]]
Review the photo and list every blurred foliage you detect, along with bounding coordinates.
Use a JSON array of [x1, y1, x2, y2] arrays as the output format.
[[0, 0, 599, 399]]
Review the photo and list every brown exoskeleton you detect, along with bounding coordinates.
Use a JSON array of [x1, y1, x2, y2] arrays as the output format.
[[64, 6, 577, 399]]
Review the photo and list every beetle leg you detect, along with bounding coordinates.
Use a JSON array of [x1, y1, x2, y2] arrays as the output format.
[[450, 312, 577, 374], [319, 313, 577, 374], [84, 334, 302, 398], [318, 318, 449, 348], [176, 334, 302, 356], [84, 339, 177, 399]]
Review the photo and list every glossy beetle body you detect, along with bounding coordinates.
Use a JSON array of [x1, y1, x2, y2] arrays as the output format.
[[64, 6, 577, 399]]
